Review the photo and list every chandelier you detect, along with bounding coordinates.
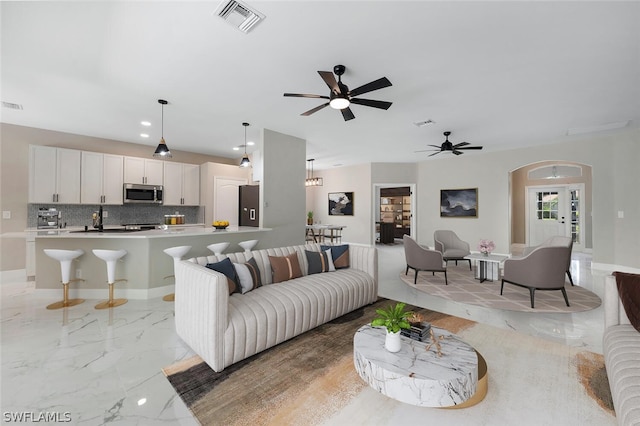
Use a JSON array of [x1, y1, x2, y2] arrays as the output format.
[[305, 159, 323, 186]]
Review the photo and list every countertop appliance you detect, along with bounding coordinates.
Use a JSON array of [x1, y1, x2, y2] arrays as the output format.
[[239, 185, 259, 227], [37, 208, 60, 229], [123, 183, 163, 204]]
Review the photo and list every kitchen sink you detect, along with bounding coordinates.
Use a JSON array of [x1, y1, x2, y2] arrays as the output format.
[[70, 228, 145, 233]]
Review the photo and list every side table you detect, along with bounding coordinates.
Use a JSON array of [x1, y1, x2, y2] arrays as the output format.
[[465, 253, 509, 283]]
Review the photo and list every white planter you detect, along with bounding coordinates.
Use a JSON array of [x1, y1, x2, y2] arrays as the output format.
[[385, 329, 402, 352]]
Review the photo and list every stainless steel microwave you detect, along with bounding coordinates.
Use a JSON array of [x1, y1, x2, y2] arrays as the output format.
[[123, 183, 163, 204]]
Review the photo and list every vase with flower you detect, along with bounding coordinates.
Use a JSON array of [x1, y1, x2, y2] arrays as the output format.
[[478, 239, 495, 256]]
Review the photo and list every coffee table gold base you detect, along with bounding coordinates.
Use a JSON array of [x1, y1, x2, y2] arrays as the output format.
[[444, 351, 488, 409]]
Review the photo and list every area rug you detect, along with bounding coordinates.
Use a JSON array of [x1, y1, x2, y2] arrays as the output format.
[[163, 299, 614, 426], [399, 264, 601, 313]]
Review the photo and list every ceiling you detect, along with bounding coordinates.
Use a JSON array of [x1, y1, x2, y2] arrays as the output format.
[[2, 1, 639, 170]]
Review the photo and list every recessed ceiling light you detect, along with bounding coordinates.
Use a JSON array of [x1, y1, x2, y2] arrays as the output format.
[[141, 121, 151, 126], [233, 146, 240, 151], [247, 141, 255, 146], [140, 133, 149, 138]]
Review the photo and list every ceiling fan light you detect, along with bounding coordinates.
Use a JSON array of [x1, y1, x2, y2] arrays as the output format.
[[329, 97, 350, 110]]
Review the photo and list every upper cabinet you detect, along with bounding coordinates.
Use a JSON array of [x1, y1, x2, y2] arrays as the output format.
[[29, 146, 81, 204], [163, 162, 200, 206], [81, 152, 124, 205], [123, 157, 164, 185]]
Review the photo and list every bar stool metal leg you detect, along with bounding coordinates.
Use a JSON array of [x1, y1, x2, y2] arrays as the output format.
[[93, 249, 128, 309]]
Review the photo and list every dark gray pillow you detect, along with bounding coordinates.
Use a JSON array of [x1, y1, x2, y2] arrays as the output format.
[[206, 257, 239, 295], [305, 250, 334, 275]]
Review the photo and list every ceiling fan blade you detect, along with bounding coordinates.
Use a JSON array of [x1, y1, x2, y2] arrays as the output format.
[[349, 77, 392, 97], [428, 151, 441, 157], [318, 71, 339, 93], [349, 98, 392, 110], [457, 146, 483, 150], [301, 103, 330, 116], [453, 142, 470, 148], [284, 93, 330, 99], [414, 149, 439, 153], [341, 107, 355, 121], [428, 144, 443, 149], [452, 150, 463, 155]]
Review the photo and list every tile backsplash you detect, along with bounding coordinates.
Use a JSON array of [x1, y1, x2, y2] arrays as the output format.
[[29, 204, 202, 228]]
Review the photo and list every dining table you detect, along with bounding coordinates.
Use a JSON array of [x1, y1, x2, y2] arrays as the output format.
[[305, 224, 346, 244]]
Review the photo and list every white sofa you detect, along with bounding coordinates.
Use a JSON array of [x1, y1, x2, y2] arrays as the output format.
[[174, 243, 378, 372], [603, 274, 640, 426]]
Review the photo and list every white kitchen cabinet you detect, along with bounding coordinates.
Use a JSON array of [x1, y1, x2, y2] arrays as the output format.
[[81, 152, 124, 204], [163, 162, 200, 206], [124, 157, 164, 185], [29, 145, 81, 204]]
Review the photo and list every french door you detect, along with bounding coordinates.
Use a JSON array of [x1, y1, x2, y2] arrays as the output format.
[[526, 184, 584, 251]]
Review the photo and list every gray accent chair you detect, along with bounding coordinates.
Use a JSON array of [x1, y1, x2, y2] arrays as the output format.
[[403, 235, 447, 285], [522, 236, 574, 285], [501, 246, 570, 308], [433, 230, 472, 270]]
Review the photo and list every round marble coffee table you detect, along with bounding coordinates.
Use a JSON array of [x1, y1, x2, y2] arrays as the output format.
[[353, 325, 488, 408]]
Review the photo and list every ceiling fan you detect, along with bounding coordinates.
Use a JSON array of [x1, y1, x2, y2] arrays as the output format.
[[416, 131, 483, 157], [283, 64, 392, 121]]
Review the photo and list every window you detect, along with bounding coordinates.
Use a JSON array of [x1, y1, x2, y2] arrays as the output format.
[[536, 191, 558, 220], [570, 189, 580, 243]]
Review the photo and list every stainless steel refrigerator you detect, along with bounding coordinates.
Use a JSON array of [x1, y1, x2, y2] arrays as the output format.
[[239, 185, 260, 227]]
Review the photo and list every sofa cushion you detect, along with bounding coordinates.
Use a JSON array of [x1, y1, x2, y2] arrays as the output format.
[[321, 244, 350, 269], [234, 257, 262, 294], [206, 257, 239, 294], [269, 253, 303, 283], [305, 249, 335, 275], [613, 271, 640, 332], [603, 324, 640, 425]]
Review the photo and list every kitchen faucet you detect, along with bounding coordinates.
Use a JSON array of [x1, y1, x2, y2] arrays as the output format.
[[92, 205, 104, 232]]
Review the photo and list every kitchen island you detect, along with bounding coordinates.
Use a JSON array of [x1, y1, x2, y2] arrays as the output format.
[[35, 226, 271, 299]]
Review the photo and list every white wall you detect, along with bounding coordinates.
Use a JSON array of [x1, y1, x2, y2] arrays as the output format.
[[261, 129, 306, 247], [306, 163, 372, 245], [416, 129, 639, 268]]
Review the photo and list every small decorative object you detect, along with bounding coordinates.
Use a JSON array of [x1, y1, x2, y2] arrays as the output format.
[[401, 312, 432, 341], [478, 239, 495, 256], [212, 220, 229, 230], [424, 328, 448, 357], [371, 302, 412, 353], [307, 211, 314, 225]]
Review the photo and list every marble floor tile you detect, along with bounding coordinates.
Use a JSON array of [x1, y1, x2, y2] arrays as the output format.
[[1, 243, 607, 424]]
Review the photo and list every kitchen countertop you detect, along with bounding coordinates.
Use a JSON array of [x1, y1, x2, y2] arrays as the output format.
[[33, 225, 271, 238]]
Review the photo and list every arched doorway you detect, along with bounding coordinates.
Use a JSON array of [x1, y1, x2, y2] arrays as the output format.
[[509, 161, 592, 253]]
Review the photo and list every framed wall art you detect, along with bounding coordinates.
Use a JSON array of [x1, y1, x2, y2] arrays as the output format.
[[328, 192, 354, 216], [440, 188, 478, 217]]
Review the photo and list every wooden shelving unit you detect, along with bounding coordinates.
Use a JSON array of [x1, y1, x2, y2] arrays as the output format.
[[380, 187, 411, 240]]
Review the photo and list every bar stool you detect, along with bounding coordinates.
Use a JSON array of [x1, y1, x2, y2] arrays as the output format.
[[207, 242, 229, 256], [43, 249, 85, 310], [92, 249, 128, 309], [162, 245, 191, 302], [238, 239, 258, 254]]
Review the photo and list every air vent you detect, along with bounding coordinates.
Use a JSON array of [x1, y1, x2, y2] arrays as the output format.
[[215, 0, 265, 34], [414, 119, 435, 127], [2, 101, 23, 110]]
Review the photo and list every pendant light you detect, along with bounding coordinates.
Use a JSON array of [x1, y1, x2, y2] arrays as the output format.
[[305, 159, 323, 186], [239, 122, 251, 168], [153, 99, 172, 158]]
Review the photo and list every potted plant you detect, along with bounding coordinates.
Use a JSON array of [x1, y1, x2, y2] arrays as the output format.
[[371, 302, 412, 352], [307, 211, 314, 225]]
